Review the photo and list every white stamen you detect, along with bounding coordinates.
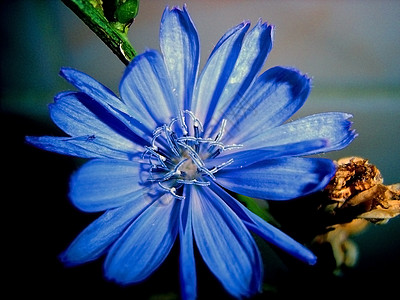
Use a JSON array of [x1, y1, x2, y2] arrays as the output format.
[[158, 182, 185, 200], [144, 146, 168, 169], [177, 179, 210, 186], [215, 119, 227, 142], [163, 125, 180, 156], [223, 144, 243, 150], [144, 110, 242, 200], [209, 158, 234, 173], [163, 159, 186, 180]]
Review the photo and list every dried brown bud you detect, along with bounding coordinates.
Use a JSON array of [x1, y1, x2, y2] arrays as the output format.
[[325, 157, 383, 206], [312, 157, 399, 273], [324, 157, 400, 223]]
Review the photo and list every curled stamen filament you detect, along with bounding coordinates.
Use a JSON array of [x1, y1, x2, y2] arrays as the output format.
[[163, 125, 180, 157], [162, 159, 186, 180], [151, 127, 163, 149], [183, 110, 204, 133], [144, 146, 168, 169], [158, 182, 185, 200]]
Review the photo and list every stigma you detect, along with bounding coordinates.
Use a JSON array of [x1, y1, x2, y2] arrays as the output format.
[[142, 110, 242, 200]]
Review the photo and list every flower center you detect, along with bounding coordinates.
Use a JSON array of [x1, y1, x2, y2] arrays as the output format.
[[179, 153, 199, 179], [142, 110, 242, 200]]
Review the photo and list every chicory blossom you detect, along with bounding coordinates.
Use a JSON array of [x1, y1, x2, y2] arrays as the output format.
[[26, 5, 356, 299]]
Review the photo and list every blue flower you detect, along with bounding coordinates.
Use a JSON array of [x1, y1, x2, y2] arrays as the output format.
[[26, 5, 356, 299]]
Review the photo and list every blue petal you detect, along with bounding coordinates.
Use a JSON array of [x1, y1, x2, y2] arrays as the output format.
[[60, 67, 150, 139], [50, 91, 144, 152], [120, 50, 180, 128], [25, 135, 134, 159], [59, 198, 154, 266], [206, 139, 329, 170], [160, 5, 199, 111], [104, 195, 179, 285], [205, 20, 274, 135], [191, 21, 250, 125], [209, 182, 317, 265], [60, 67, 120, 102], [244, 112, 357, 152], [220, 66, 310, 144], [69, 159, 151, 212], [245, 214, 317, 265], [216, 157, 336, 200], [191, 186, 262, 298], [179, 187, 197, 300]]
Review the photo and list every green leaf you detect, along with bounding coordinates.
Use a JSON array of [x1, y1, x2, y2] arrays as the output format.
[[236, 194, 280, 226]]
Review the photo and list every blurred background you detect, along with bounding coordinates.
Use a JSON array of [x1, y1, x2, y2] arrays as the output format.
[[2, 0, 399, 298]]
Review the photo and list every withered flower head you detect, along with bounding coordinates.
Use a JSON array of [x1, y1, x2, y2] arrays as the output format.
[[313, 157, 399, 273], [325, 157, 400, 223]]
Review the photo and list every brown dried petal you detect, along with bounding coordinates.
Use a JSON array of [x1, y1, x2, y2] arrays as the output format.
[[313, 219, 368, 271], [356, 183, 400, 224]]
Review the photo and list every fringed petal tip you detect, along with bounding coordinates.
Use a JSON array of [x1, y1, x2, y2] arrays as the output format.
[[163, 4, 191, 14], [160, 3, 200, 111], [271, 66, 312, 100], [326, 112, 358, 151], [255, 17, 275, 33], [345, 118, 358, 147]]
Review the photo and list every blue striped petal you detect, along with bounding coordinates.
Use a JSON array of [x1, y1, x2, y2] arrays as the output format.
[[179, 187, 197, 300], [245, 215, 317, 265], [191, 186, 262, 298], [244, 112, 357, 152], [59, 198, 154, 266], [160, 5, 199, 111], [206, 139, 329, 170], [220, 66, 310, 144], [69, 159, 151, 212], [120, 50, 180, 128], [25, 135, 134, 159], [191, 22, 250, 125], [205, 20, 274, 136], [50, 91, 144, 152], [216, 157, 336, 200], [60, 67, 150, 139], [104, 195, 179, 285], [209, 182, 317, 265]]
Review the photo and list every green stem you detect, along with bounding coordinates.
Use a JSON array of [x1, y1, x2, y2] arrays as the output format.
[[62, 0, 137, 65]]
